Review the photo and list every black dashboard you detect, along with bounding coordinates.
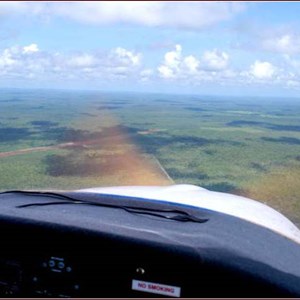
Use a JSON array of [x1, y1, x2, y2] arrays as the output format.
[[0, 191, 299, 297]]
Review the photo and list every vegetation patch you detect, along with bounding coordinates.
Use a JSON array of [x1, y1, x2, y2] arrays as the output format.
[[249, 162, 268, 172], [166, 167, 209, 181], [261, 136, 300, 145], [0, 127, 32, 142], [203, 182, 237, 193], [242, 165, 300, 227], [184, 106, 206, 112], [30, 121, 59, 127], [98, 105, 122, 110], [227, 120, 300, 132]]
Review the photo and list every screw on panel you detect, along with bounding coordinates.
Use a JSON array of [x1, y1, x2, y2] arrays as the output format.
[[136, 267, 145, 274]]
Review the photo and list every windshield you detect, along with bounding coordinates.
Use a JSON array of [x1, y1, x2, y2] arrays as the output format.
[[0, 1, 299, 228]]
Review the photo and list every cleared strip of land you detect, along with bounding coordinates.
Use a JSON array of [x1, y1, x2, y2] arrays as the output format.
[[0, 142, 75, 158]]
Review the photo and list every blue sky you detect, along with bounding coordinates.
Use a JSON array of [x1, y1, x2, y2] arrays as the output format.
[[1, 1, 300, 96]]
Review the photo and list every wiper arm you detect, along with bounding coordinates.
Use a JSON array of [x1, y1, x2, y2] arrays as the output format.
[[0, 190, 208, 224]]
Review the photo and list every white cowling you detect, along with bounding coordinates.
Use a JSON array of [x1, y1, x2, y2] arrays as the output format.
[[79, 184, 300, 244]]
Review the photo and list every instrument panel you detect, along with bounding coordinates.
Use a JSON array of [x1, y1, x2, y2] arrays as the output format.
[[0, 220, 197, 298]]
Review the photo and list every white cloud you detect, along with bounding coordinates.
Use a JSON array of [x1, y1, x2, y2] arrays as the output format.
[[156, 45, 300, 90], [2, 42, 300, 92], [112, 47, 141, 67], [249, 60, 276, 79], [201, 49, 229, 71], [231, 19, 300, 59], [0, 43, 143, 82], [158, 45, 229, 79], [160, 2, 245, 30], [68, 54, 97, 68], [0, 2, 245, 30], [0, 2, 48, 18], [283, 54, 300, 73], [50, 2, 162, 27], [235, 58, 300, 90], [158, 44, 202, 79], [164, 44, 181, 69], [0, 47, 18, 67], [158, 65, 174, 79], [158, 44, 182, 79], [262, 34, 300, 55], [0, 2, 29, 15], [23, 43, 39, 54], [286, 80, 300, 87], [183, 55, 200, 73], [158, 44, 199, 78]]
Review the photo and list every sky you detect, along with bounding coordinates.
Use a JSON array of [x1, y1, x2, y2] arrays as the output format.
[[1, 1, 300, 96]]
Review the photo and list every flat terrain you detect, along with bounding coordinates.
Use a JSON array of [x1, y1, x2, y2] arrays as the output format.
[[0, 89, 300, 225]]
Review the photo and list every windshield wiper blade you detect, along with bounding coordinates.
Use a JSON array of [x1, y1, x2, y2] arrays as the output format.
[[0, 190, 81, 202], [123, 206, 208, 223], [18, 201, 208, 223], [0, 190, 208, 224]]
